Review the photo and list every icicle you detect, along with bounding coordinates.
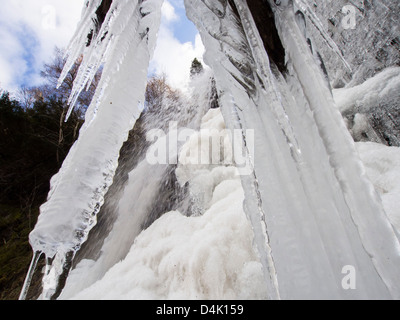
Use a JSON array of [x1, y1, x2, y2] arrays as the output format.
[[19, 251, 42, 300], [294, 0, 352, 73], [28, 0, 164, 298], [233, 0, 302, 159], [57, 0, 103, 90], [40, 250, 75, 300], [268, 0, 400, 298], [63, 2, 120, 121]]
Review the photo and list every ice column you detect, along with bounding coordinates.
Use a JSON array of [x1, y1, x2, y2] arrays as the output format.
[[29, 0, 163, 261]]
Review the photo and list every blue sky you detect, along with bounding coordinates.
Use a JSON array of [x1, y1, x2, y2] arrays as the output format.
[[150, 0, 205, 91], [0, 0, 84, 92], [0, 0, 203, 94], [167, 0, 198, 44]]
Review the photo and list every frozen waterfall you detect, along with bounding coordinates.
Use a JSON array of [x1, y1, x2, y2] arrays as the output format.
[[20, 0, 400, 300]]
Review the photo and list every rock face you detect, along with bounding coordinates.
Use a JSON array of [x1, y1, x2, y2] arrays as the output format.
[[86, 0, 113, 46], [245, 0, 287, 73], [302, 0, 400, 146], [304, 0, 400, 87]]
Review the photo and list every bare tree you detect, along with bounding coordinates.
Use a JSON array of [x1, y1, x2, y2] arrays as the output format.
[[145, 74, 181, 110]]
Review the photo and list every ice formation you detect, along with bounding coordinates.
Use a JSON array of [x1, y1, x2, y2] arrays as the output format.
[[184, 0, 400, 299], [333, 67, 400, 146], [21, 0, 400, 300], [22, 0, 165, 300], [59, 107, 268, 300]]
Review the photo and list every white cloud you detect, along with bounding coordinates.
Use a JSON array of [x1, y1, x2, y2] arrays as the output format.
[[150, 0, 205, 93], [161, 0, 179, 24], [0, 26, 28, 91], [0, 0, 204, 95], [0, 0, 84, 92]]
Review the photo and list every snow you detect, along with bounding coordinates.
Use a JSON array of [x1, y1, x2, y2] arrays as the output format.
[[60, 107, 267, 300], [356, 142, 400, 233], [65, 186, 265, 300], [333, 67, 400, 115]]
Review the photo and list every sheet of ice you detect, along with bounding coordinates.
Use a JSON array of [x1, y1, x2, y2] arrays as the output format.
[[300, 0, 400, 87], [269, 0, 400, 298]]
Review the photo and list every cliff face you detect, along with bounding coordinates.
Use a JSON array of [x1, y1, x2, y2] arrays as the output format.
[[295, 0, 400, 147], [304, 0, 400, 87], [245, 0, 286, 73], [224, 0, 400, 148], [86, 0, 113, 46]]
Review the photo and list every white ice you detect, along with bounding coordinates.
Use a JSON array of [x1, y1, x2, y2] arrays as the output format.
[[60, 108, 268, 300], [333, 67, 400, 115], [60, 107, 400, 300], [356, 142, 400, 233]]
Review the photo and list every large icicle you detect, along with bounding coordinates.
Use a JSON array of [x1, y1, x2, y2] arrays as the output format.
[[293, 0, 352, 72], [27, 0, 163, 298], [267, 0, 400, 298], [185, 0, 400, 299]]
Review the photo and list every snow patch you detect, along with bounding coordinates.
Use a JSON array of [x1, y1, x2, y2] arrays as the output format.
[[333, 67, 400, 114], [356, 142, 400, 232]]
